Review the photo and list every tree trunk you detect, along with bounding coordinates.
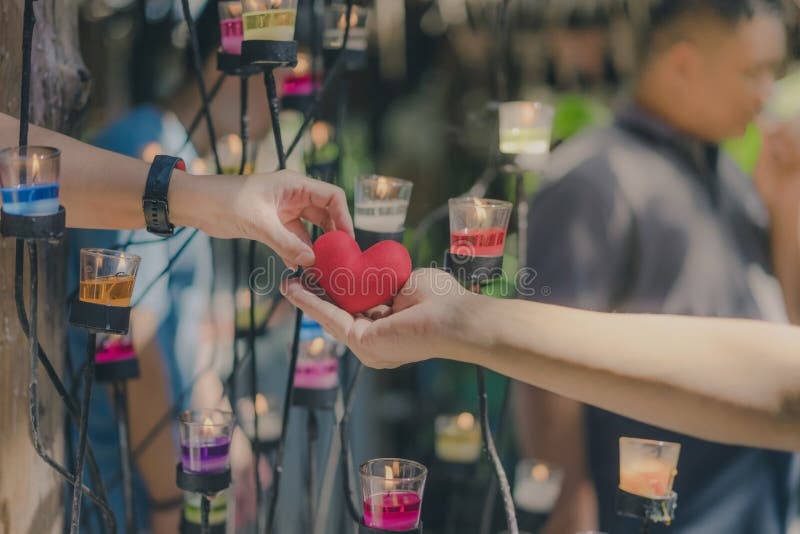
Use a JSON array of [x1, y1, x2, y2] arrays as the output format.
[[0, 1, 90, 533]]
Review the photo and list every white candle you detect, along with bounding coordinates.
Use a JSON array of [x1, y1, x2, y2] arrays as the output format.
[[354, 199, 410, 233], [238, 395, 282, 442], [434, 413, 481, 464], [513, 461, 563, 514]]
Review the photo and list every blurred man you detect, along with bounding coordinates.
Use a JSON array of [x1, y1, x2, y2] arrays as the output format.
[[516, 1, 800, 533]]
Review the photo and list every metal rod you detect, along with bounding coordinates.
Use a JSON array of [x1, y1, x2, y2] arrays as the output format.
[[114, 381, 135, 534], [339, 360, 363, 522], [307, 410, 318, 533], [201, 495, 211, 534], [264, 69, 287, 170], [248, 240, 262, 510], [71, 331, 97, 534], [18, 0, 35, 148], [239, 75, 250, 175]]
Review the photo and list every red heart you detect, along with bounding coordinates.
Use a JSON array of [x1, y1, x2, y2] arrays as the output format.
[[310, 230, 412, 314]]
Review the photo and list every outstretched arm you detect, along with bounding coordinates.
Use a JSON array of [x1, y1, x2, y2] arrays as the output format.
[[282, 269, 800, 452], [0, 113, 352, 268]]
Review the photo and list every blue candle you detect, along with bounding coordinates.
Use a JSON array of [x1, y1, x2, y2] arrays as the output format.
[[1, 183, 59, 216]]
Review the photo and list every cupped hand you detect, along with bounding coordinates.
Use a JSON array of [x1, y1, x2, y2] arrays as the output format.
[[281, 268, 476, 368]]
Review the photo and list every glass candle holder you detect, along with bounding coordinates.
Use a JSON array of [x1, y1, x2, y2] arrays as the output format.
[[237, 394, 282, 443], [354, 175, 413, 233], [619, 437, 681, 499], [242, 0, 298, 42], [79, 249, 141, 308], [219, 0, 244, 54], [448, 198, 512, 257], [183, 491, 228, 527], [215, 134, 255, 175], [360, 458, 427, 531], [294, 316, 339, 390], [179, 409, 235, 475], [434, 412, 481, 464], [0, 146, 61, 216], [95, 335, 136, 364], [323, 3, 369, 51], [512, 459, 564, 514], [304, 121, 340, 166], [498, 102, 554, 171]]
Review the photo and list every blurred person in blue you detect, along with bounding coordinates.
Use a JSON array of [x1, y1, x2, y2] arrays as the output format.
[[514, 1, 800, 533], [66, 2, 272, 532]]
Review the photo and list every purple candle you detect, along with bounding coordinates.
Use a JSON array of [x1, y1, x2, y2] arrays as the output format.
[[179, 410, 234, 475]]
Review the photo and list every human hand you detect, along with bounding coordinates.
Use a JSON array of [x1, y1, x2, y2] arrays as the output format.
[[175, 169, 353, 270], [230, 426, 272, 528], [281, 268, 477, 369], [754, 117, 800, 213]]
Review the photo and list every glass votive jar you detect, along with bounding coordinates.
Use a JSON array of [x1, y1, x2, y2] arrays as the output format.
[[498, 101, 554, 171], [0, 146, 61, 216], [323, 2, 369, 51], [354, 175, 414, 233], [294, 316, 339, 390], [179, 409, 235, 475], [79, 249, 141, 307], [619, 437, 681, 499], [360, 458, 427, 531], [95, 335, 136, 364], [219, 0, 244, 54], [513, 459, 564, 514], [448, 198, 512, 257], [237, 394, 282, 443], [242, 0, 298, 42], [434, 412, 481, 464]]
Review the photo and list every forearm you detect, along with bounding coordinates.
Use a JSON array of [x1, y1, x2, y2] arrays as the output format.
[[0, 112, 231, 232], [455, 297, 800, 451]]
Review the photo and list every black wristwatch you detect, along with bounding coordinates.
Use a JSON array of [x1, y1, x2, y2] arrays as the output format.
[[143, 155, 185, 237]]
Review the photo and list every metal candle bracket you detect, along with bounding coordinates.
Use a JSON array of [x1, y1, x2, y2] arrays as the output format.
[[175, 463, 232, 495], [0, 206, 65, 241], [355, 228, 405, 250], [306, 159, 339, 184], [95, 358, 140, 383], [443, 252, 504, 284], [216, 50, 269, 77], [323, 48, 367, 71], [292, 386, 338, 410], [616, 488, 678, 525], [254, 437, 281, 456], [68, 299, 132, 335], [241, 40, 298, 67], [180, 518, 226, 534], [358, 523, 423, 534]]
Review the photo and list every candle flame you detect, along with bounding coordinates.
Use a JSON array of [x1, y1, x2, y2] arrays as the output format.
[[293, 52, 311, 76], [456, 412, 474, 430], [310, 122, 331, 150], [308, 336, 326, 356], [384, 465, 394, 480], [375, 177, 392, 200], [472, 198, 488, 225], [200, 416, 216, 438], [532, 463, 550, 482], [520, 102, 537, 125], [255, 393, 269, 415], [225, 134, 243, 156], [337, 8, 359, 30], [31, 156, 41, 182]]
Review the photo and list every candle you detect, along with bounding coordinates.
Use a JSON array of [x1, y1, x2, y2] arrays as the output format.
[[513, 459, 564, 514], [305, 121, 340, 166], [179, 410, 234, 475], [183, 491, 228, 526], [95, 336, 136, 364], [434, 412, 481, 464], [0, 146, 61, 216], [323, 3, 369, 51], [218, 0, 244, 54], [448, 198, 512, 257], [498, 101, 554, 171], [78, 249, 141, 307], [237, 394, 282, 443], [360, 458, 427, 531], [242, 0, 298, 42], [618, 437, 680, 499], [294, 317, 340, 389], [354, 175, 413, 233]]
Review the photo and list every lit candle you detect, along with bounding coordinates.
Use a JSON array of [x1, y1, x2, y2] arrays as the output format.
[[512, 459, 564, 514], [498, 101, 554, 171], [323, 3, 369, 51], [0, 146, 61, 216], [434, 412, 481, 464], [95, 336, 136, 364], [218, 0, 244, 54], [78, 249, 141, 308], [215, 134, 253, 175], [237, 394, 282, 443], [305, 121, 340, 166], [242, 0, 298, 42], [618, 438, 681, 499], [354, 175, 413, 233], [183, 490, 228, 527], [448, 198, 512, 257], [361, 459, 427, 531], [179, 410, 234, 475], [294, 316, 340, 389]]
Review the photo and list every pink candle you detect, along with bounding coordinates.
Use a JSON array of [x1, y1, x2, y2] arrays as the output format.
[[294, 357, 338, 389], [95, 337, 136, 364], [450, 227, 507, 257], [363, 491, 422, 531], [220, 18, 243, 55]]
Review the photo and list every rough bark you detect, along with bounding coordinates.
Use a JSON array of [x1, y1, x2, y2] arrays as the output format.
[[0, 0, 90, 532]]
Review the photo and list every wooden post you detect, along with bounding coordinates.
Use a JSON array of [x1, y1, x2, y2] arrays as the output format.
[[0, 0, 90, 532]]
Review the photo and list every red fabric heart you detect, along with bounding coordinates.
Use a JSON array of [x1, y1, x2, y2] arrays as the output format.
[[310, 230, 412, 314]]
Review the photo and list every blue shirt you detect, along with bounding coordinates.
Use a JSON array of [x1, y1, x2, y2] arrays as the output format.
[[525, 105, 797, 533]]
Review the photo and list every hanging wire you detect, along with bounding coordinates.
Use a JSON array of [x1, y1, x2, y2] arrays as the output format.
[[70, 330, 98, 534], [339, 361, 364, 523]]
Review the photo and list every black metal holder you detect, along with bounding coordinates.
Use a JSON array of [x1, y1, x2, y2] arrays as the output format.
[[180, 517, 226, 534], [241, 39, 298, 67], [216, 50, 268, 77], [323, 47, 367, 71], [616, 488, 678, 525], [0, 205, 65, 240], [254, 438, 281, 456], [69, 300, 132, 335], [306, 159, 339, 185], [292, 386, 338, 410], [437, 459, 478, 481], [358, 523, 423, 534], [443, 252, 504, 284], [112, 381, 135, 533], [355, 228, 405, 250], [515, 510, 548, 533], [95, 358, 140, 383], [175, 464, 232, 495]]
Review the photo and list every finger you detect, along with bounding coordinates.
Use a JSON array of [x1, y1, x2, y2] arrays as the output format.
[[259, 212, 315, 268], [364, 305, 392, 320], [280, 278, 353, 341], [299, 205, 335, 232], [285, 219, 313, 247], [302, 179, 355, 237]]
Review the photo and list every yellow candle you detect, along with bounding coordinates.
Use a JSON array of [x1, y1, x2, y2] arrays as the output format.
[[243, 9, 297, 41]]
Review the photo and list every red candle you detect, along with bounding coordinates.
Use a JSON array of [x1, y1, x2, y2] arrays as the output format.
[[362, 491, 422, 531], [450, 227, 507, 257]]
